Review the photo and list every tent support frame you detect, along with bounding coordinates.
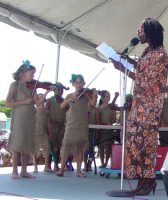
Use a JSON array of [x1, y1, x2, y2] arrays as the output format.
[[55, 25, 71, 82]]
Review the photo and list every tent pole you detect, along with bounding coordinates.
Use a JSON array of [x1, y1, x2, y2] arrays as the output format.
[[55, 44, 61, 82], [55, 26, 71, 82]]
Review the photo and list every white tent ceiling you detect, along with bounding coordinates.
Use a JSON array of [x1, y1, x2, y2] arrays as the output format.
[[0, 0, 168, 62]]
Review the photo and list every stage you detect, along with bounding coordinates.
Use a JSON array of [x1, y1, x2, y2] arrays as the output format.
[[0, 163, 167, 200], [0, 125, 168, 199]]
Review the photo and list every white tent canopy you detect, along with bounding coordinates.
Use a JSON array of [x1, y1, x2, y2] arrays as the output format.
[[0, 0, 168, 78], [0, 1, 168, 58]]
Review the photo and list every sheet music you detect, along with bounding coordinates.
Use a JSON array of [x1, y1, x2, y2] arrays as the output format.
[[96, 42, 133, 70]]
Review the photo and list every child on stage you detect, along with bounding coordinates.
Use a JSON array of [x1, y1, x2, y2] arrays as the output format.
[[97, 91, 118, 168], [57, 74, 97, 177], [116, 94, 133, 143], [46, 82, 69, 171], [6, 60, 52, 179], [33, 93, 51, 173], [83, 94, 98, 171]]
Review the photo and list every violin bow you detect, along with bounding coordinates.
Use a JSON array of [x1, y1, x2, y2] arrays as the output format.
[[76, 67, 105, 101], [32, 64, 44, 96]]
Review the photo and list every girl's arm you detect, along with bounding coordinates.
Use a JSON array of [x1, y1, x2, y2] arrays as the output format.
[[33, 90, 51, 107], [5, 83, 34, 108], [110, 92, 119, 109], [88, 89, 97, 107], [6, 97, 34, 108], [60, 94, 76, 109]]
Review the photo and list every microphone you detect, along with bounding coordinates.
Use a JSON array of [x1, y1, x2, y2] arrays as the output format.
[[121, 37, 139, 55]]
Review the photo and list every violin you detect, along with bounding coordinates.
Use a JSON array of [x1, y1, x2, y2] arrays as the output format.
[[27, 80, 55, 90], [26, 80, 69, 90], [76, 88, 106, 98]]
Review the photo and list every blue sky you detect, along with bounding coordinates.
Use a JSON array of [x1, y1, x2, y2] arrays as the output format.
[[0, 22, 132, 105]]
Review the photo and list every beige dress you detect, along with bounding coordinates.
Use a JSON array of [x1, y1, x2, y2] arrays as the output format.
[[88, 106, 97, 124], [35, 111, 50, 156], [48, 96, 66, 150], [118, 109, 130, 143], [88, 106, 97, 151], [98, 104, 116, 146], [61, 95, 89, 157], [7, 81, 36, 154]]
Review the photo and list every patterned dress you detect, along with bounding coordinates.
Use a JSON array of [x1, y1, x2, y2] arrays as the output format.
[[125, 46, 168, 179]]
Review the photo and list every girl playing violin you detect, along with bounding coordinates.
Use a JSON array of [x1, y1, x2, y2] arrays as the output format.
[[57, 74, 97, 177], [6, 60, 52, 179]]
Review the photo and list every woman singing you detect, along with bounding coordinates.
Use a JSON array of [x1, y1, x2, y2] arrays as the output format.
[[111, 18, 168, 196]]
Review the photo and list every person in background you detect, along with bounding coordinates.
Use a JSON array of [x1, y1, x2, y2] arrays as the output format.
[[83, 93, 98, 171], [46, 82, 69, 171], [33, 93, 51, 173], [116, 94, 133, 143], [115, 94, 133, 124], [97, 91, 118, 168]]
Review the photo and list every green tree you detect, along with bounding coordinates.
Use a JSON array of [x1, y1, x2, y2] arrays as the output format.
[[0, 100, 12, 118]]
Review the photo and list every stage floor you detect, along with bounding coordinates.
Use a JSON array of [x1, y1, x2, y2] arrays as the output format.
[[0, 163, 167, 200]]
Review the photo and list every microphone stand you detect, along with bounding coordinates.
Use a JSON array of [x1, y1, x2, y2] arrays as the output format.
[[106, 55, 134, 197]]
